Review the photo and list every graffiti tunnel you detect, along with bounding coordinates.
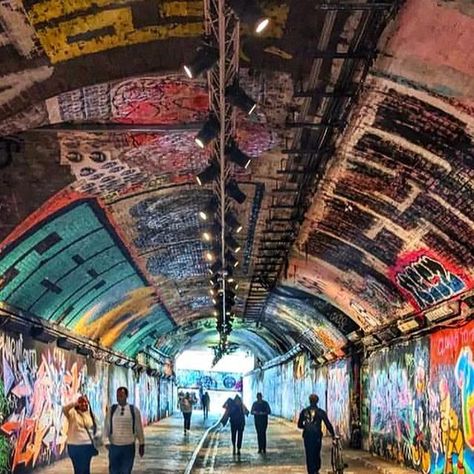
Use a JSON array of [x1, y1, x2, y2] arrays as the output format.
[[0, 0, 472, 473]]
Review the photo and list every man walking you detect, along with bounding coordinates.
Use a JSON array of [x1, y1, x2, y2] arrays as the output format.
[[297, 394, 335, 474], [202, 392, 210, 420], [251, 392, 271, 453], [104, 387, 145, 474]]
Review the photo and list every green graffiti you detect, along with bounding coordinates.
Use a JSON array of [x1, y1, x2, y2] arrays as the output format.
[[0, 381, 11, 474]]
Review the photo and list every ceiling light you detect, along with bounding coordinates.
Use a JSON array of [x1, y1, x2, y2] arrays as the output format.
[[213, 310, 218, 316], [228, 0, 270, 34], [196, 160, 219, 186], [205, 251, 214, 262], [202, 232, 212, 241], [226, 141, 252, 168], [183, 45, 219, 78], [199, 197, 219, 221], [225, 211, 243, 233], [195, 116, 219, 148], [235, 283, 239, 290], [397, 318, 420, 333], [227, 235, 241, 253], [210, 260, 222, 274], [212, 298, 217, 305], [209, 289, 215, 296], [227, 277, 234, 283], [225, 251, 238, 268], [226, 84, 257, 115], [226, 180, 246, 204]]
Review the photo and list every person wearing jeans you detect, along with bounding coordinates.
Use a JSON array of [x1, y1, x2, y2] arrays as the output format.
[[104, 387, 145, 474], [297, 394, 335, 474], [63, 395, 98, 474], [179, 392, 194, 434], [228, 395, 249, 455], [251, 392, 272, 453]]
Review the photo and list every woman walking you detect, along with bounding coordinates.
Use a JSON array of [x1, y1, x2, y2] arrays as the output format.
[[228, 395, 249, 455], [179, 392, 194, 435], [63, 395, 98, 474]]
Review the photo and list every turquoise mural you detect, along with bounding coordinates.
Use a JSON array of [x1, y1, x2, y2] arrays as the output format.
[[0, 200, 174, 357]]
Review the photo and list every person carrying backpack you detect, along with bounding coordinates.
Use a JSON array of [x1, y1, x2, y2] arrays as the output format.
[[297, 394, 335, 474], [104, 387, 145, 474], [179, 392, 194, 434]]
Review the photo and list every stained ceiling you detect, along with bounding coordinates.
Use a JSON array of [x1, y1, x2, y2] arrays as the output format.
[[0, 0, 472, 362]]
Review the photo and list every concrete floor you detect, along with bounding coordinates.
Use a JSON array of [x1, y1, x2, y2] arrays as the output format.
[[34, 412, 415, 474]]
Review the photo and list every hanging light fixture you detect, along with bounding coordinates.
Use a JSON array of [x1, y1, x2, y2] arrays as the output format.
[[199, 197, 219, 221], [225, 211, 243, 233], [225, 251, 238, 268], [183, 44, 219, 79], [228, 0, 270, 34], [209, 260, 222, 274], [227, 235, 241, 253], [195, 116, 219, 148], [226, 141, 252, 168], [226, 179, 246, 204], [226, 83, 257, 115], [196, 160, 219, 186]]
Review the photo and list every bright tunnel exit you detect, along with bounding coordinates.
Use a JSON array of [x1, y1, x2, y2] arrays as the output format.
[[175, 349, 255, 413]]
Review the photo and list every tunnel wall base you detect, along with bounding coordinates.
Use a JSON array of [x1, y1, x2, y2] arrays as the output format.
[[0, 328, 173, 473], [244, 319, 474, 473]]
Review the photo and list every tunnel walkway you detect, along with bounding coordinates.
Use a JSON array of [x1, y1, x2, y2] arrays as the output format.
[[34, 412, 415, 474], [35, 412, 219, 474], [194, 416, 415, 474]]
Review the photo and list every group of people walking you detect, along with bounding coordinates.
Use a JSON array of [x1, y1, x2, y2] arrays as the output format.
[[64, 388, 335, 474], [63, 387, 145, 474]]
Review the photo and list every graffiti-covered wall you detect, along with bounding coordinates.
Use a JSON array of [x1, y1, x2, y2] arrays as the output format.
[[243, 353, 352, 441], [364, 320, 474, 473], [0, 329, 170, 473], [176, 370, 242, 392]]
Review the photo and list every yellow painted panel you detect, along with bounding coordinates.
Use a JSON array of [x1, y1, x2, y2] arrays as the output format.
[[28, 0, 202, 24], [34, 7, 203, 63]]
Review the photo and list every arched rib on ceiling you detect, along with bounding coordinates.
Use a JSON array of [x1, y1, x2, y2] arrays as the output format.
[[155, 318, 282, 362]]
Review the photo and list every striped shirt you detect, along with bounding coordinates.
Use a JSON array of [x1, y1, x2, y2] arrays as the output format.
[[104, 404, 145, 446]]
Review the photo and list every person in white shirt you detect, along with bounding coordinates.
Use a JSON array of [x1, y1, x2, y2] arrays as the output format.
[[63, 395, 98, 474], [104, 387, 145, 474]]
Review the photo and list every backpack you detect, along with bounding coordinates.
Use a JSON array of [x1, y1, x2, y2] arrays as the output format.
[[110, 404, 136, 434]]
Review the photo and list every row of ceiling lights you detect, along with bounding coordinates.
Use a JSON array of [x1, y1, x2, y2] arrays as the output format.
[[182, 0, 270, 349]]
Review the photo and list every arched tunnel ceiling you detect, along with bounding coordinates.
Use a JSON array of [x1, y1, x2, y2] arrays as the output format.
[[0, 0, 473, 361]]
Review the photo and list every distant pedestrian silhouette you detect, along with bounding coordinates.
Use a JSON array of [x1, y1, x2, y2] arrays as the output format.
[[202, 391, 210, 419], [251, 392, 271, 453]]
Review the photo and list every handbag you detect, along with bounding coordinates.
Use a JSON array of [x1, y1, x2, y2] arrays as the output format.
[[80, 412, 99, 457]]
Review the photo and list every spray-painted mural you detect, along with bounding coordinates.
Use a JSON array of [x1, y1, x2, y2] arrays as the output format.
[[244, 353, 347, 429], [327, 359, 351, 442], [0, 330, 166, 473], [0, 199, 175, 357], [177, 370, 242, 392], [365, 320, 474, 473], [367, 339, 431, 471]]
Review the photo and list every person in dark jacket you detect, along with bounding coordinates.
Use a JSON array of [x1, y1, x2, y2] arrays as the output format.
[[228, 395, 249, 455], [297, 394, 335, 474], [251, 392, 271, 453]]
